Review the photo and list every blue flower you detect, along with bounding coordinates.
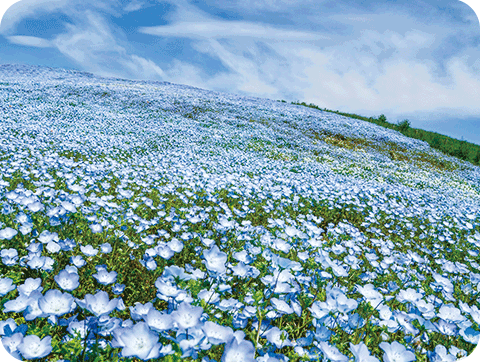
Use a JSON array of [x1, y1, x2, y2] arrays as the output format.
[[270, 297, 294, 315], [265, 327, 292, 349], [77, 291, 119, 317], [317, 341, 349, 362], [0, 277, 16, 296], [112, 283, 125, 295], [129, 302, 154, 321], [100, 243, 112, 253], [17, 278, 42, 297], [17, 334, 52, 359], [93, 267, 117, 285], [221, 335, 255, 362], [0, 318, 17, 336], [203, 245, 227, 275], [90, 224, 103, 233], [0, 227, 17, 240], [2, 332, 24, 359], [144, 308, 174, 332], [3, 293, 36, 313], [54, 270, 80, 291], [379, 341, 416, 362], [70, 255, 86, 268], [38, 289, 76, 317], [349, 342, 380, 362], [1, 248, 18, 266], [202, 321, 233, 345], [171, 302, 203, 330], [111, 322, 162, 360], [80, 244, 98, 257]]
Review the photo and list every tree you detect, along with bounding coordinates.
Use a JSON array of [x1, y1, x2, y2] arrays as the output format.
[[378, 114, 387, 123], [397, 119, 411, 133]]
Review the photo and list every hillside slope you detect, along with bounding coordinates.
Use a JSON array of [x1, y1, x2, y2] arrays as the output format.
[[0, 64, 479, 362]]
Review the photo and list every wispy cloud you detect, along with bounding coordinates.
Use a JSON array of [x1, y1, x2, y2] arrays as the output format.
[[51, 10, 164, 80], [7, 35, 52, 47], [139, 20, 329, 41]]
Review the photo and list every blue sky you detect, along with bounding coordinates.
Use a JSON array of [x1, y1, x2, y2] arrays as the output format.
[[1, 0, 480, 144]]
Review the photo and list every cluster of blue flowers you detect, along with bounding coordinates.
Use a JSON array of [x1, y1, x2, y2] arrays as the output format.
[[0, 64, 479, 361]]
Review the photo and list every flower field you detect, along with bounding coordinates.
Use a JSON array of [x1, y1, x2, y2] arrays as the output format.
[[0, 64, 480, 361]]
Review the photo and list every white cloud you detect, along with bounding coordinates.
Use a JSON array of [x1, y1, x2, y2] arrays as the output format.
[[139, 20, 328, 41], [7, 35, 53, 47], [124, 1, 144, 13], [50, 10, 164, 80]]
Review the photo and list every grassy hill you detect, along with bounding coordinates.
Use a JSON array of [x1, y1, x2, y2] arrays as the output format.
[[289, 100, 480, 167], [0, 64, 479, 362]]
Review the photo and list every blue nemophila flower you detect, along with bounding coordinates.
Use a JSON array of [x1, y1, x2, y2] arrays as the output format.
[[100, 243, 112, 253], [197, 289, 220, 304], [2, 332, 24, 359], [168, 238, 184, 253], [232, 250, 253, 264], [24, 293, 47, 321], [70, 255, 86, 268], [26, 255, 45, 270], [156, 244, 175, 260], [270, 297, 294, 315], [17, 278, 42, 297], [171, 302, 203, 330], [112, 283, 125, 295], [28, 201, 44, 213], [177, 325, 209, 359], [111, 322, 162, 360], [162, 265, 192, 281], [396, 288, 423, 304], [144, 308, 174, 332], [356, 283, 383, 306], [349, 342, 380, 362], [27, 242, 42, 254], [0, 318, 17, 336], [90, 224, 103, 233], [265, 326, 293, 349], [130, 302, 154, 321], [460, 327, 480, 345], [17, 334, 52, 359], [3, 292, 40, 313], [39, 290, 76, 317], [438, 304, 467, 324], [317, 341, 349, 362], [221, 335, 255, 362], [54, 270, 80, 291], [379, 341, 416, 362], [434, 319, 458, 336], [77, 291, 119, 317], [230, 261, 249, 278], [0, 277, 16, 296], [93, 267, 117, 286], [202, 321, 233, 345], [37, 230, 58, 244], [80, 244, 99, 257], [413, 299, 435, 319], [155, 277, 183, 301], [203, 245, 227, 275], [46, 241, 61, 253], [314, 326, 332, 341], [428, 345, 456, 362], [1, 248, 18, 266], [309, 287, 357, 317], [0, 227, 17, 240]]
